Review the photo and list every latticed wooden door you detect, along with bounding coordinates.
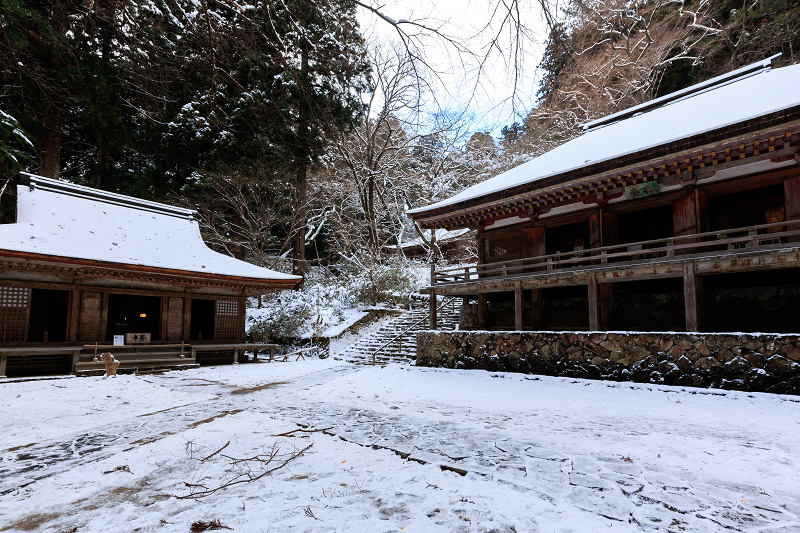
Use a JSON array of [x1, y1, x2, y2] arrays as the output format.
[[0, 286, 30, 341], [214, 300, 240, 341]]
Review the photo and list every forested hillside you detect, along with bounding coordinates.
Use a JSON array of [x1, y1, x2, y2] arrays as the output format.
[[1, 0, 799, 283], [509, 0, 800, 157]]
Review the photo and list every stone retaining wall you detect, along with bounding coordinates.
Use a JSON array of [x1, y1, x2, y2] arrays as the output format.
[[416, 331, 800, 394]]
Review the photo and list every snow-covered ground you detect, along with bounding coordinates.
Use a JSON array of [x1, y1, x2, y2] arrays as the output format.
[[2, 360, 799, 532]]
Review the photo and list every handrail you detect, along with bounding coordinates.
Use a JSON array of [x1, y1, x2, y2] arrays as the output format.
[[369, 296, 458, 365], [434, 219, 800, 284]]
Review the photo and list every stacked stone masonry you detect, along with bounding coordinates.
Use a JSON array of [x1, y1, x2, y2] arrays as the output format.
[[417, 331, 800, 395]]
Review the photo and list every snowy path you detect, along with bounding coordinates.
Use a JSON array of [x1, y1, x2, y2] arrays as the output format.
[[1, 360, 800, 532]]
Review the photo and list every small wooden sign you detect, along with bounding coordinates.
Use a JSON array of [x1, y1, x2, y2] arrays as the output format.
[[625, 181, 659, 200], [125, 332, 151, 344]]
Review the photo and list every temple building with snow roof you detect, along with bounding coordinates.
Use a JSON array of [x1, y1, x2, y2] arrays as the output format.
[[0, 173, 301, 377], [409, 54, 800, 335]]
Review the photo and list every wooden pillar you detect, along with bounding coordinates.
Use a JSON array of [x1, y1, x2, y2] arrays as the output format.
[[477, 293, 487, 329], [429, 261, 437, 330], [68, 289, 81, 342], [0, 351, 7, 378], [514, 283, 523, 331], [429, 290, 437, 330], [183, 296, 192, 342], [588, 275, 599, 331], [160, 296, 169, 342], [238, 299, 246, 341], [530, 289, 542, 330], [683, 261, 703, 332]]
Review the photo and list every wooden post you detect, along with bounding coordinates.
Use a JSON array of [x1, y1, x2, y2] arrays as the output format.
[[71, 349, 81, 373], [0, 351, 7, 378], [588, 275, 599, 331], [68, 289, 81, 342], [531, 289, 542, 330], [477, 293, 487, 329], [514, 283, 523, 331], [99, 292, 109, 342], [429, 290, 437, 330], [233, 347, 239, 364], [683, 261, 703, 332]]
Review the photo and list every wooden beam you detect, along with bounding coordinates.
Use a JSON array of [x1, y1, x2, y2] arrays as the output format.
[[683, 261, 703, 332], [0, 351, 6, 378], [514, 283, 523, 331]]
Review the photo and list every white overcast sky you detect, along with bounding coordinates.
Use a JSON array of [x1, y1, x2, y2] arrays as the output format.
[[356, 0, 552, 137]]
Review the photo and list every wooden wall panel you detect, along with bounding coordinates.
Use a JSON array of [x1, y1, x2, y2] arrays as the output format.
[[785, 176, 800, 220], [166, 297, 184, 341], [78, 291, 102, 341]]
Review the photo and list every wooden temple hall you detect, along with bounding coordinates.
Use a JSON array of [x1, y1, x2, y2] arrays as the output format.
[[409, 55, 800, 335], [0, 174, 301, 377]]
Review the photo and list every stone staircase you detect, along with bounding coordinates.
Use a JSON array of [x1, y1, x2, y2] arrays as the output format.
[[338, 296, 460, 365]]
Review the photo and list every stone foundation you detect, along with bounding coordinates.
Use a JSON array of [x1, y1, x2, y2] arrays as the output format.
[[416, 331, 800, 395]]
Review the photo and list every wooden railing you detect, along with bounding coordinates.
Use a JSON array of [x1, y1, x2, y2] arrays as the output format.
[[434, 219, 800, 285]]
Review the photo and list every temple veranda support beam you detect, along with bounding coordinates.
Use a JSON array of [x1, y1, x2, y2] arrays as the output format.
[[683, 261, 704, 332], [514, 283, 523, 331], [588, 275, 599, 331]]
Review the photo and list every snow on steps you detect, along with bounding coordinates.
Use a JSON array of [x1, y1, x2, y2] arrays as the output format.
[[337, 297, 460, 366]]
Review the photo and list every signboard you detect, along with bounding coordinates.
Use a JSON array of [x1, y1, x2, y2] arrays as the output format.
[[125, 332, 151, 344], [624, 181, 659, 200], [113, 335, 124, 346]]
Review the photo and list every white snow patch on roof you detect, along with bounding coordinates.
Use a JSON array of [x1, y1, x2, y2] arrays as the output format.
[[0, 176, 300, 282], [409, 62, 800, 215]]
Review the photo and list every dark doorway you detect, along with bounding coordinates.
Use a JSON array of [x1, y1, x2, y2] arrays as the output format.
[[704, 269, 800, 333], [616, 205, 674, 246], [612, 279, 684, 332], [28, 289, 69, 342], [106, 294, 161, 341], [542, 286, 589, 330], [191, 299, 215, 341], [708, 184, 785, 231], [546, 221, 591, 256]]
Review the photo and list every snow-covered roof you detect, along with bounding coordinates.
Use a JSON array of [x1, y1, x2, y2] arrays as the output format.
[[0, 174, 301, 283], [409, 56, 800, 216]]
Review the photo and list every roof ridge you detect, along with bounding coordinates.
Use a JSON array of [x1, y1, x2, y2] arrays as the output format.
[[581, 53, 782, 133], [20, 173, 197, 221]]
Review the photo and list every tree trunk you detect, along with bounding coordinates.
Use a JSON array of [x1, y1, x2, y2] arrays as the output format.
[[292, 36, 310, 277], [39, 105, 62, 179], [292, 162, 307, 277]]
